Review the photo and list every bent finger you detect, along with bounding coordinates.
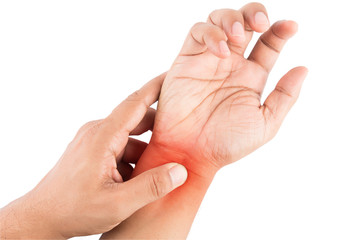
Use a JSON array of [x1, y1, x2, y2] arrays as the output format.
[[99, 73, 165, 155], [207, 9, 247, 55], [179, 22, 230, 58], [118, 138, 148, 164], [117, 162, 134, 182], [240, 2, 270, 33], [130, 108, 156, 135]]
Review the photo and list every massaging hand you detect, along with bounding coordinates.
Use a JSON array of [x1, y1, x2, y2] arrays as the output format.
[[151, 3, 308, 174], [0, 74, 187, 239]]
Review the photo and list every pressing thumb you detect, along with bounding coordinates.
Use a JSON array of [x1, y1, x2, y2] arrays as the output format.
[[118, 163, 187, 216]]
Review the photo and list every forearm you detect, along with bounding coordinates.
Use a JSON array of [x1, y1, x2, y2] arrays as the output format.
[[0, 194, 63, 239], [101, 141, 218, 239]]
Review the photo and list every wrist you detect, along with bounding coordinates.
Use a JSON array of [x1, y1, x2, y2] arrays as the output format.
[[103, 140, 219, 239], [0, 193, 64, 239], [134, 138, 219, 182], [134, 138, 218, 222]]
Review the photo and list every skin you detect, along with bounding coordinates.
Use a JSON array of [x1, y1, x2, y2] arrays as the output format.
[[103, 3, 308, 239], [0, 74, 188, 239]]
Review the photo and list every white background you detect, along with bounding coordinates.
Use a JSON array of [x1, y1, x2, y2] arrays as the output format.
[[0, 0, 359, 239]]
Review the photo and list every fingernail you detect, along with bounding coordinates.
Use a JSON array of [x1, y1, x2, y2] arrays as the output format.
[[231, 21, 245, 42], [169, 164, 188, 188], [219, 40, 230, 56], [255, 12, 269, 27]]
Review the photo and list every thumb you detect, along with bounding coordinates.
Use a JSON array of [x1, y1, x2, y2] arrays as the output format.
[[116, 163, 187, 218], [263, 66, 308, 132]]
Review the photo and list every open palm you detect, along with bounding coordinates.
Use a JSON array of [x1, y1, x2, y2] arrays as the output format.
[[151, 4, 307, 171]]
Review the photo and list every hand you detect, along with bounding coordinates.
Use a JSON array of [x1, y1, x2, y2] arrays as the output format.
[[150, 3, 308, 175], [100, 4, 307, 239], [0, 73, 188, 239]]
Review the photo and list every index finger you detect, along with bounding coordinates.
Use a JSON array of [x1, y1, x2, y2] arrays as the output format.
[[103, 73, 165, 136]]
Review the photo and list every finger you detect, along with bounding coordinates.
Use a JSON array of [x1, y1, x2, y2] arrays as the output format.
[[207, 4, 269, 56], [106, 73, 165, 133], [117, 162, 134, 182], [115, 163, 187, 219], [179, 22, 230, 58], [240, 2, 270, 33], [118, 138, 148, 164], [207, 9, 246, 54], [100, 73, 165, 155], [248, 20, 298, 74], [129, 108, 156, 135], [262, 67, 308, 136]]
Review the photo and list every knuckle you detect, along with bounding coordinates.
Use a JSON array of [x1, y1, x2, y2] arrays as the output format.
[[208, 8, 230, 18], [86, 120, 102, 136], [275, 86, 293, 98], [126, 90, 149, 109], [69, 120, 103, 149], [247, 2, 266, 9], [208, 9, 219, 19], [207, 9, 227, 26], [191, 22, 205, 31], [127, 90, 142, 101], [148, 172, 171, 199], [79, 120, 103, 139], [259, 35, 281, 53], [80, 120, 96, 131], [256, 2, 266, 9]]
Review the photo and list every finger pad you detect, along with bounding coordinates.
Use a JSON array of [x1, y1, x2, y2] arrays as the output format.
[[280, 67, 308, 92], [274, 20, 298, 39]]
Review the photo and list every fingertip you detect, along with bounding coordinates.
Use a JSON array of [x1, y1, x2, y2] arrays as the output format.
[[112, 168, 123, 183], [288, 20, 298, 33], [299, 66, 308, 73], [298, 66, 309, 81], [254, 11, 270, 32], [281, 66, 308, 92], [303, 66, 309, 74], [168, 163, 188, 188], [231, 21, 246, 43], [241, 2, 269, 32], [292, 66, 309, 77], [218, 40, 231, 58], [274, 20, 299, 38]]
